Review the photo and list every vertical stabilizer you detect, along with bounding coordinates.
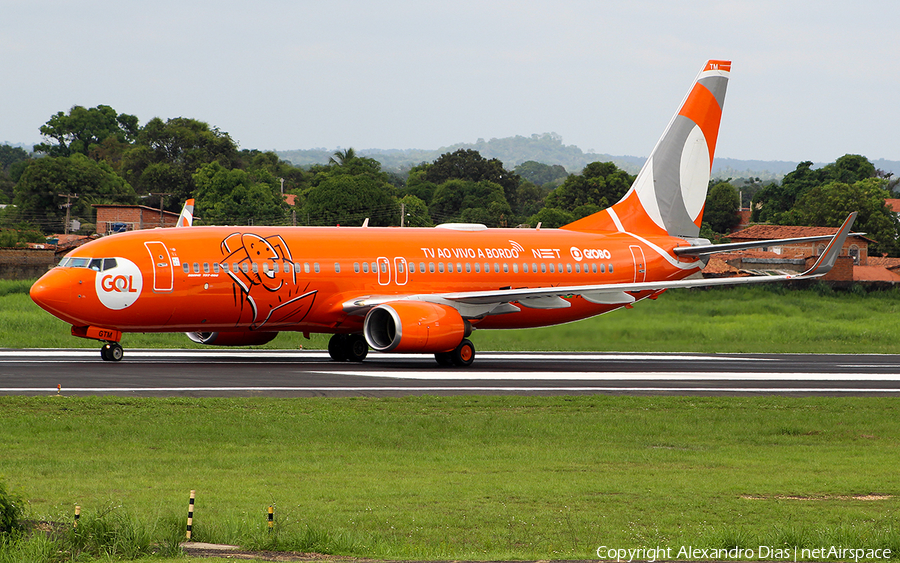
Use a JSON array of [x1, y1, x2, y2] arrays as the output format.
[[176, 199, 195, 228], [563, 60, 730, 237]]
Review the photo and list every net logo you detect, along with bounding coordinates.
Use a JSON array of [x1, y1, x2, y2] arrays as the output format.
[[95, 258, 143, 310]]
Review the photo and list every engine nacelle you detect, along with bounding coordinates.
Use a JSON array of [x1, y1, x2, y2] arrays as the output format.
[[364, 301, 467, 353], [185, 331, 279, 346]]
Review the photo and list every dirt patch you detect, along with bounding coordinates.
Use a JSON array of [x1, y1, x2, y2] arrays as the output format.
[[741, 494, 892, 501]]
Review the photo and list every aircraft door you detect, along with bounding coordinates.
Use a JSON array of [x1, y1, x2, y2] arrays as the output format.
[[144, 241, 174, 292], [629, 245, 646, 283], [377, 257, 391, 285], [394, 257, 408, 285]]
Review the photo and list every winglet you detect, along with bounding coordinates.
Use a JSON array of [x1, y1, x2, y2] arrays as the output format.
[[794, 212, 857, 278], [176, 199, 195, 228]]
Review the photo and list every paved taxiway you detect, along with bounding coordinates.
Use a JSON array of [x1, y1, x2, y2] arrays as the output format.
[[1, 349, 899, 396]]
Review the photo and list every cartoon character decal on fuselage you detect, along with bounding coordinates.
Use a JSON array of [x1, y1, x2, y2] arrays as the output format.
[[219, 232, 316, 330]]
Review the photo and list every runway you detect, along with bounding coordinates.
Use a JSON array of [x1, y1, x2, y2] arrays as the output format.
[[1, 349, 899, 396]]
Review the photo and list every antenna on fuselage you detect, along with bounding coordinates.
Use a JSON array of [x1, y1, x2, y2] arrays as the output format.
[[362, 218, 369, 228]]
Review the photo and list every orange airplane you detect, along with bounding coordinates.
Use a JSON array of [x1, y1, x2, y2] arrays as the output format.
[[30, 60, 855, 365]]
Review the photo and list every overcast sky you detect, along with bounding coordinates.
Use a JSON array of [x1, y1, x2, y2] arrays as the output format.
[[2, 1, 897, 163]]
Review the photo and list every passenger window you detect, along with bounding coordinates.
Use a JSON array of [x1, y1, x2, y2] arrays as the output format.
[[397, 262, 404, 274], [558, 263, 564, 273], [304, 263, 310, 273], [438, 262, 444, 273], [549, 264, 555, 273], [608, 264, 614, 273], [242, 262, 249, 274], [466, 263, 471, 273], [294, 262, 301, 272], [362, 262, 369, 273], [541, 263, 547, 273], [272, 263, 280, 273], [503, 263, 509, 273], [222, 263, 229, 273], [334, 262, 340, 273], [283, 263, 291, 273], [494, 263, 500, 273], [251, 263, 259, 274], [447, 263, 454, 273], [512, 263, 518, 273], [522, 263, 528, 273], [532, 263, 538, 273], [429, 262, 435, 273], [456, 262, 462, 273], [314, 263, 320, 273], [354, 262, 360, 273], [566, 264, 572, 274], [600, 264, 605, 273], [408, 262, 415, 274], [182, 263, 190, 273], [575, 264, 580, 273], [474, 263, 481, 273], [419, 262, 426, 273], [204, 263, 210, 274], [193, 262, 200, 273], [262, 263, 269, 273], [213, 263, 219, 273]]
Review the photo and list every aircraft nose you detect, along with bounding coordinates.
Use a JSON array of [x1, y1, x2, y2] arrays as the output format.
[[30, 269, 73, 316]]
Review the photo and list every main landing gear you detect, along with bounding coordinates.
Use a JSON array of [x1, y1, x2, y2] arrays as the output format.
[[100, 341, 124, 362], [435, 339, 475, 367], [328, 334, 369, 362]]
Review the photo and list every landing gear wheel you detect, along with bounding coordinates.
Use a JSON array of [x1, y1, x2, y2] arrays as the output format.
[[328, 334, 348, 361], [434, 351, 455, 367], [345, 334, 369, 362], [450, 339, 475, 367], [101, 342, 123, 362]]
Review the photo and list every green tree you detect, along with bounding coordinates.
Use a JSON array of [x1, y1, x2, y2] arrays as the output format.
[[527, 207, 576, 229], [121, 117, 240, 206], [514, 161, 568, 187], [34, 105, 139, 157], [193, 162, 286, 225], [781, 178, 899, 255], [429, 179, 512, 227], [421, 149, 520, 205], [751, 155, 879, 223], [13, 154, 136, 231], [543, 161, 634, 212], [303, 174, 398, 226], [399, 194, 432, 227], [704, 181, 741, 234]]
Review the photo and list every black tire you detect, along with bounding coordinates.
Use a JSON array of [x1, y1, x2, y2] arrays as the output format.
[[328, 334, 348, 361], [450, 339, 475, 367], [107, 343, 124, 362], [345, 334, 369, 362], [434, 351, 454, 367], [100, 345, 111, 361]]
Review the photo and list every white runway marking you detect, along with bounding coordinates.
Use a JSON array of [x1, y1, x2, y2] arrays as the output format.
[[0, 349, 773, 362]]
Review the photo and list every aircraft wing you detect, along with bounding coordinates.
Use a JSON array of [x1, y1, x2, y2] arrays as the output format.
[[343, 213, 857, 316]]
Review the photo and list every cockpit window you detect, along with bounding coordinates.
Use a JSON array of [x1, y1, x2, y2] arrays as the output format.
[[58, 257, 119, 271]]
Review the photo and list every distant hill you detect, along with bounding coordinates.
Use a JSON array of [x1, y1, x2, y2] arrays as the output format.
[[277, 134, 900, 181]]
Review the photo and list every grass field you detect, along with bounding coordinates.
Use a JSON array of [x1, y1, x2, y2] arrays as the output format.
[[6, 279, 900, 353], [1, 396, 899, 561], [3, 280, 900, 561]]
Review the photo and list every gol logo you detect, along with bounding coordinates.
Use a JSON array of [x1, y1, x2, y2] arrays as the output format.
[[95, 257, 143, 310]]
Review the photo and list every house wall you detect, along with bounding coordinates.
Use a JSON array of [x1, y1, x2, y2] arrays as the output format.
[[0, 248, 56, 279]]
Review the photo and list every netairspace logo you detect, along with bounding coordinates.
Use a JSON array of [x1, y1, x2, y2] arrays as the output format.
[[595, 545, 892, 562]]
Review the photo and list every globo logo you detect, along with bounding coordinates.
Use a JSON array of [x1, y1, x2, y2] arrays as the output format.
[[95, 258, 143, 310]]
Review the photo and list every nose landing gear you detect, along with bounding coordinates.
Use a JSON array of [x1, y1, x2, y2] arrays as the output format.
[[100, 342, 124, 362]]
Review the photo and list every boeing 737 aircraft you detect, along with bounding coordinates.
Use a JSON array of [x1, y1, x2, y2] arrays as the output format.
[[30, 60, 856, 365]]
